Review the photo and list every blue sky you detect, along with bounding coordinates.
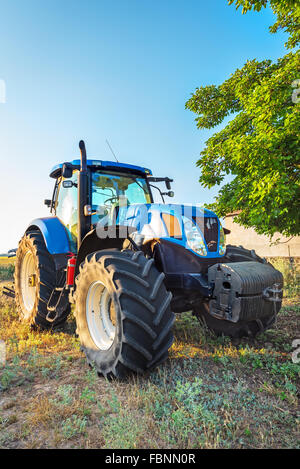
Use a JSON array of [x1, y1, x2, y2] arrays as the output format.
[[0, 0, 287, 252]]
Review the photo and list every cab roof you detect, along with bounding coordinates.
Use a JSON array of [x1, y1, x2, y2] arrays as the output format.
[[50, 159, 152, 179]]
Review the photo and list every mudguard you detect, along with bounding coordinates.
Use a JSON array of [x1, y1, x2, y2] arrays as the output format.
[[26, 217, 71, 255], [74, 225, 137, 278]]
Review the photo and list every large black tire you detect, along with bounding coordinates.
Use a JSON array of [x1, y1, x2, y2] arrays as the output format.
[[196, 303, 276, 338], [196, 245, 276, 338], [15, 231, 70, 329], [224, 244, 268, 265], [74, 249, 175, 379]]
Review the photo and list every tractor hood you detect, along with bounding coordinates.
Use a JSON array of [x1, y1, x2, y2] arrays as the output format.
[[113, 203, 226, 259]]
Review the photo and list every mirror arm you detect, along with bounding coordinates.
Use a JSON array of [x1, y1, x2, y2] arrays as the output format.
[[147, 176, 173, 190], [149, 184, 165, 204]]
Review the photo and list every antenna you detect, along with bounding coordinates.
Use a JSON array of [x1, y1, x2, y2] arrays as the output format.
[[106, 139, 119, 163]]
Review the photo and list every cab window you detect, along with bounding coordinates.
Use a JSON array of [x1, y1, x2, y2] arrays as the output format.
[[55, 171, 78, 251]]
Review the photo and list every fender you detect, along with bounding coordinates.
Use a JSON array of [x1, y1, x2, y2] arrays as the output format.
[[74, 225, 137, 278], [26, 217, 71, 255]]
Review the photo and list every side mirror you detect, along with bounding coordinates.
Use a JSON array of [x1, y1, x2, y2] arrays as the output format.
[[166, 180, 171, 190], [62, 163, 73, 179], [44, 199, 51, 207], [161, 191, 174, 198]]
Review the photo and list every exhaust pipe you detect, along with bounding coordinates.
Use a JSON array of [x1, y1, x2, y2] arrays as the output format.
[[79, 140, 87, 172], [78, 140, 89, 247]]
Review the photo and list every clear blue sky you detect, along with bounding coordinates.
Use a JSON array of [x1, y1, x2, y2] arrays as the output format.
[[0, 0, 287, 252]]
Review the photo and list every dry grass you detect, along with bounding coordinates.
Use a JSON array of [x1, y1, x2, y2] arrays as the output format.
[[0, 262, 14, 281], [268, 257, 300, 298], [0, 257, 14, 264]]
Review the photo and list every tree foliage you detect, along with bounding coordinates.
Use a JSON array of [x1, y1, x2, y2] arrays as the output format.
[[186, 1, 300, 237], [229, 0, 300, 49]]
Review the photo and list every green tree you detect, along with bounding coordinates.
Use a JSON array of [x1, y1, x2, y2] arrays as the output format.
[[229, 1, 300, 49], [186, 1, 300, 237]]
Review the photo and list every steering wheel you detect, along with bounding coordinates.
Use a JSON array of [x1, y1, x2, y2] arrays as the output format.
[[104, 196, 119, 205]]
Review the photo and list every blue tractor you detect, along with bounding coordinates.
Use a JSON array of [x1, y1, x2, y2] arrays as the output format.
[[13, 141, 283, 378]]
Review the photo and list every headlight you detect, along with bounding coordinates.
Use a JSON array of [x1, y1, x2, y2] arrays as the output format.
[[219, 227, 226, 255], [183, 216, 207, 256]]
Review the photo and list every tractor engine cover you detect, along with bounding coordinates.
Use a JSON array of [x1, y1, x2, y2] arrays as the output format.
[[208, 261, 283, 323]]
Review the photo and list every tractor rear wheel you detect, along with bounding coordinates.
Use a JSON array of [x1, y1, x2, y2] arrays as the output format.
[[224, 244, 268, 265], [196, 245, 276, 338], [74, 249, 175, 379], [15, 231, 70, 329]]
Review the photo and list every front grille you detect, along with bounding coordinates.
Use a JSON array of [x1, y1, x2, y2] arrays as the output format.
[[193, 216, 218, 252]]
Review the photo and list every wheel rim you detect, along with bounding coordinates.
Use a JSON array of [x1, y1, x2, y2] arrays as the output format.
[[86, 281, 116, 350], [20, 250, 37, 314]]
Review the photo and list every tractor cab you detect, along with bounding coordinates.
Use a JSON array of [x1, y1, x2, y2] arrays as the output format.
[[48, 159, 158, 252]]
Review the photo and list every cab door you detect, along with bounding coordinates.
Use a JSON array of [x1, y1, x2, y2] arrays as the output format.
[[55, 171, 79, 252]]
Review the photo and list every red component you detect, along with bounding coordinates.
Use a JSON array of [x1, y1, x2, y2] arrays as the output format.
[[67, 255, 77, 287]]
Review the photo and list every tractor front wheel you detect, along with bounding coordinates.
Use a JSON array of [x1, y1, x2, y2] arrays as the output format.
[[74, 249, 175, 379]]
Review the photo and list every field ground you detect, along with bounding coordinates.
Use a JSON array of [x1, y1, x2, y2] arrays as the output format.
[[0, 257, 15, 265], [0, 258, 14, 283], [0, 259, 299, 449]]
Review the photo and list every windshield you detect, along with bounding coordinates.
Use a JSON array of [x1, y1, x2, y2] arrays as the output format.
[[91, 171, 152, 224]]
